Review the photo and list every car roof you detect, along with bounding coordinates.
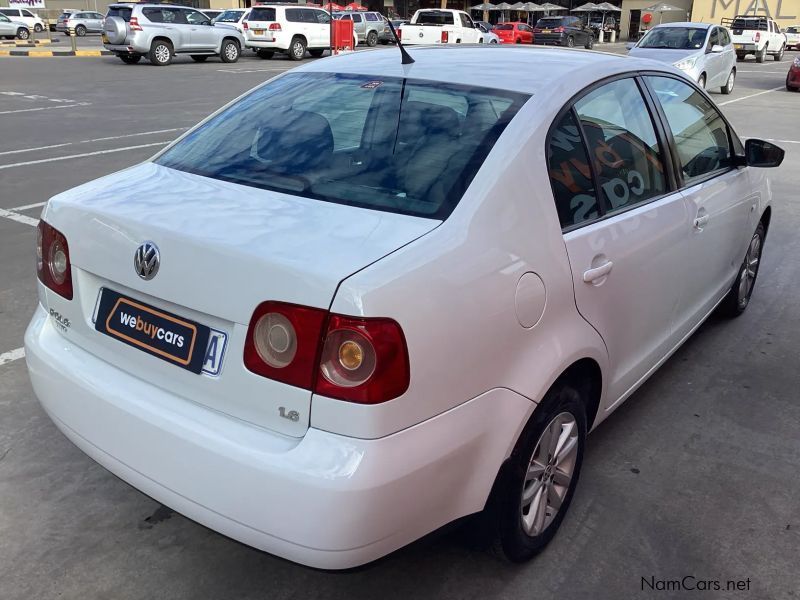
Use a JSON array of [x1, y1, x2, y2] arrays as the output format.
[[651, 21, 712, 29], [298, 46, 678, 97]]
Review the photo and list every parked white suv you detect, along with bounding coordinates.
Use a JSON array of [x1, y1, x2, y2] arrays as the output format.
[[400, 9, 481, 45], [26, 47, 782, 570], [244, 4, 331, 61], [724, 14, 786, 62], [0, 7, 45, 33]]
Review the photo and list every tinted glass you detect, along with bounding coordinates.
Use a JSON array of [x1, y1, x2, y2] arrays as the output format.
[[351, 13, 362, 22], [731, 17, 768, 30], [249, 7, 275, 20], [536, 17, 564, 28], [496, 23, 512, 30], [417, 11, 454, 25], [787, 26, 799, 33], [707, 27, 718, 47], [0, 14, 8, 22], [108, 6, 131, 20], [647, 76, 732, 184], [574, 78, 666, 212], [215, 10, 243, 22], [285, 8, 304, 22], [313, 9, 329, 24], [156, 73, 528, 219], [719, 27, 730, 44], [0, 9, 18, 16], [548, 110, 599, 228], [365, 12, 379, 21], [638, 27, 708, 49]]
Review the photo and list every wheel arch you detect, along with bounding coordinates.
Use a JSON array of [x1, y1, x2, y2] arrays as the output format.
[[554, 357, 603, 431], [760, 205, 772, 239], [151, 35, 173, 48]]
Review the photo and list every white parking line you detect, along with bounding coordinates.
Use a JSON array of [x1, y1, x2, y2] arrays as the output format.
[[0, 128, 187, 157], [0, 141, 170, 171], [0, 348, 25, 367], [9, 201, 46, 211], [718, 86, 785, 106], [0, 207, 38, 227], [0, 103, 90, 115]]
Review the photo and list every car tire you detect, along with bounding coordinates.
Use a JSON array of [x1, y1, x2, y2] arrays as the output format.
[[487, 380, 586, 563], [773, 43, 784, 61], [257, 49, 274, 59], [148, 39, 173, 66], [190, 55, 208, 62], [76, 24, 86, 37], [308, 48, 325, 57], [119, 54, 141, 64], [515, 37, 521, 43], [491, 39, 498, 44], [721, 69, 735, 94], [736, 52, 745, 61], [718, 222, 766, 318], [220, 39, 239, 63], [17, 27, 29, 40], [756, 45, 766, 62], [288, 36, 306, 61], [34, 23, 43, 32], [366, 31, 378, 47], [566, 36, 574, 47], [584, 35, 593, 49], [698, 73, 706, 89]]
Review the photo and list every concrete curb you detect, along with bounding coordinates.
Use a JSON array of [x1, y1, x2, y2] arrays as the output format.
[[0, 38, 56, 45], [0, 49, 111, 57]]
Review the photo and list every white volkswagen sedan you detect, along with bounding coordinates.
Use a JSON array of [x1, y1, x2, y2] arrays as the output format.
[[26, 47, 783, 569]]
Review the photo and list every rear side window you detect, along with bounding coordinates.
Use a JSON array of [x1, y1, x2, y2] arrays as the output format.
[[107, 6, 132, 21], [0, 9, 20, 16], [574, 78, 666, 213], [547, 110, 599, 228], [156, 73, 528, 220], [417, 11, 454, 25], [365, 12, 380, 21], [285, 8, 304, 22], [647, 76, 733, 184], [249, 7, 275, 21]]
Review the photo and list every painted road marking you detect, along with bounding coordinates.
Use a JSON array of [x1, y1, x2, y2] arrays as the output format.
[[0, 103, 89, 115], [0, 141, 169, 171], [0, 207, 38, 227], [10, 201, 46, 211], [0, 348, 25, 367], [0, 128, 186, 157], [719, 86, 785, 106]]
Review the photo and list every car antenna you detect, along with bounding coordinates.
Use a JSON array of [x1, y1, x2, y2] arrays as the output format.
[[386, 20, 414, 65]]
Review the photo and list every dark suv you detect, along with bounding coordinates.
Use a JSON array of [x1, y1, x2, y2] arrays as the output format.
[[533, 16, 593, 48]]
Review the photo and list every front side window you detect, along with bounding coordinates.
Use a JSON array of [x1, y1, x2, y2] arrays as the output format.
[[574, 78, 666, 212], [156, 73, 527, 220], [22, 9, 34, 16], [547, 110, 599, 228], [707, 27, 718, 48], [647, 76, 733, 184], [184, 10, 208, 24], [313, 9, 330, 24], [351, 13, 363, 22]]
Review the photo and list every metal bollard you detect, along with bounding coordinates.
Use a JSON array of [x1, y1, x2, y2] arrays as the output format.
[[69, 25, 77, 52]]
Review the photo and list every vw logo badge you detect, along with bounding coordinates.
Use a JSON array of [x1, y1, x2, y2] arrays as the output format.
[[134, 241, 160, 281]]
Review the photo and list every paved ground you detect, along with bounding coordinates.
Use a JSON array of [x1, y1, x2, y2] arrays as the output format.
[[1, 51, 799, 599]]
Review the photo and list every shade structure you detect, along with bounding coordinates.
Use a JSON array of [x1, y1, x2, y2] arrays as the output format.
[[538, 2, 567, 10], [595, 1, 621, 10], [321, 2, 344, 10], [522, 2, 545, 10], [343, 2, 368, 10], [470, 2, 497, 9], [642, 2, 684, 11], [510, 1, 527, 8], [491, 2, 514, 9], [572, 2, 600, 11]]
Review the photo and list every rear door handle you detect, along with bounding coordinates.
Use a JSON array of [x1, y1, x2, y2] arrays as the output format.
[[583, 261, 613, 283]]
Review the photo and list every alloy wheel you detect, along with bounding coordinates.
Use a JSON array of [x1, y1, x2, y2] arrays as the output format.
[[727, 71, 735, 92], [225, 42, 238, 61], [520, 411, 579, 536], [293, 41, 303, 59], [738, 232, 762, 308], [154, 44, 170, 64]]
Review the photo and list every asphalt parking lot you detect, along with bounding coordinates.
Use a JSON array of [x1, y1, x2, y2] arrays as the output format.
[[1, 49, 799, 599]]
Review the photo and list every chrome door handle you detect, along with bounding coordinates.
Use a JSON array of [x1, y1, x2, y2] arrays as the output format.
[[694, 214, 710, 229], [583, 261, 613, 283]]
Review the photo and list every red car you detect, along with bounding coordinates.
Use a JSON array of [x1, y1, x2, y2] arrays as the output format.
[[493, 22, 534, 44], [787, 57, 800, 92]]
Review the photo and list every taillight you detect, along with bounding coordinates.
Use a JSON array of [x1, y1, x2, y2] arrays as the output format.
[[315, 315, 409, 404], [129, 16, 142, 31], [243, 21, 249, 30], [269, 22, 281, 31], [244, 303, 410, 404], [441, 30, 449, 43], [754, 31, 760, 42], [36, 220, 73, 300], [244, 301, 327, 389]]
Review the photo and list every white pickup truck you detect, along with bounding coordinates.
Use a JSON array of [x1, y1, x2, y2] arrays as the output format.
[[723, 15, 786, 62], [399, 9, 482, 45]]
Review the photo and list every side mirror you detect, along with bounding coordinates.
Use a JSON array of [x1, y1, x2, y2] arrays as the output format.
[[625, 41, 635, 50], [742, 138, 785, 168], [709, 43, 724, 53]]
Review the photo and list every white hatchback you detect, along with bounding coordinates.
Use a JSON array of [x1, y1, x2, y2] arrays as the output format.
[[26, 47, 783, 570]]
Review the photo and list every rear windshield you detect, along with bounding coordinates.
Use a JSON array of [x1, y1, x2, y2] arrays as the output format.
[[536, 17, 565, 27], [787, 26, 799, 33], [731, 17, 768, 31], [156, 73, 528, 220], [495, 24, 512, 30], [107, 6, 132, 21], [416, 11, 454, 25], [215, 10, 243, 22], [248, 7, 276, 21], [638, 27, 708, 49]]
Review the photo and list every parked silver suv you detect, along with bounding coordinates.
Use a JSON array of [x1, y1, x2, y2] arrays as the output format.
[[59, 11, 105, 36], [332, 11, 385, 46], [103, 3, 245, 66]]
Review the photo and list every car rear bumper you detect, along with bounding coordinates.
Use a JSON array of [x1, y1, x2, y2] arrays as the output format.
[[733, 43, 758, 52], [25, 304, 532, 569], [533, 34, 567, 45]]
